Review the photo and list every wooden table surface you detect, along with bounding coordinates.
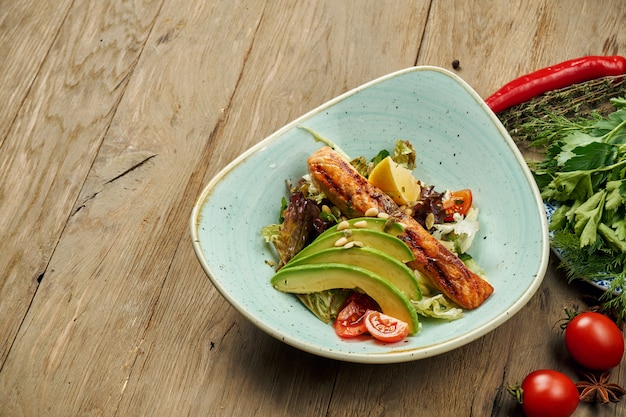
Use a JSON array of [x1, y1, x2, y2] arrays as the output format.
[[1, 1, 625, 416]]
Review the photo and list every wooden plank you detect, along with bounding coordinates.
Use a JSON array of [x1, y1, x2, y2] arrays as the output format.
[[0, 0, 73, 367], [0, 0, 165, 368], [0, 0, 73, 144], [0, 0, 268, 416], [418, 0, 626, 99], [0, 0, 166, 408], [112, 1, 431, 416], [192, 0, 430, 178]]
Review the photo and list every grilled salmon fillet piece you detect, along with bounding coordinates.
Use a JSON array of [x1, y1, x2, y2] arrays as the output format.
[[307, 146, 493, 309]]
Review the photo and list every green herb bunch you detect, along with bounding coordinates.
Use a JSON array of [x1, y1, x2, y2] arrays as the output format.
[[528, 97, 626, 320]]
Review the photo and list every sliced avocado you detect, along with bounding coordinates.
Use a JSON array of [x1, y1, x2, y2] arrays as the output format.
[[284, 246, 421, 301], [292, 229, 415, 263], [271, 263, 419, 334], [323, 216, 405, 236]]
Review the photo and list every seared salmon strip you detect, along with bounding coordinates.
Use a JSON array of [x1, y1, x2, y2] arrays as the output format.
[[307, 146, 493, 309]]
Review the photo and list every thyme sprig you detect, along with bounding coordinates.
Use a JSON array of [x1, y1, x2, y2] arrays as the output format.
[[510, 96, 626, 320]]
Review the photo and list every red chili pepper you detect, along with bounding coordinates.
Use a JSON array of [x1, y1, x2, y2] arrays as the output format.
[[485, 55, 626, 113]]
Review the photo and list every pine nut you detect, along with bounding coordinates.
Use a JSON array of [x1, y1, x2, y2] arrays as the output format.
[[364, 207, 379, 217], [336, 220, 350, 231], [353, 220, 368, 228], [425, 212, 435, 229]]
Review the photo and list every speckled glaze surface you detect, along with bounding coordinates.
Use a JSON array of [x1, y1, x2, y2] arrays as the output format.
[[190, 66, 550, 364]]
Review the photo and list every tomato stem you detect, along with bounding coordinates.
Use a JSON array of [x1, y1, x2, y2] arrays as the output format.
[[506, 385, 524, 404], [556, 308, 580, 330]]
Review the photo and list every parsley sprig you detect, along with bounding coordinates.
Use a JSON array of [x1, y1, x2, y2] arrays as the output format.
[[528, 97, 626, 320]]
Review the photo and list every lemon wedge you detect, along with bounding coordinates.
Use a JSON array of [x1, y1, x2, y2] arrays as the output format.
[[368, 156, 420, 205]]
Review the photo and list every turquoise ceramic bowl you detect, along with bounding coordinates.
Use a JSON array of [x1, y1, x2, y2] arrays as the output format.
[[191, 66, 550, 363]]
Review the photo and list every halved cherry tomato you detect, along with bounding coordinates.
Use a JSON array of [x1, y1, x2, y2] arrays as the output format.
[[442, 189, 472, 222], [333, 300, 369, 338], [364, 310, 409, 343]]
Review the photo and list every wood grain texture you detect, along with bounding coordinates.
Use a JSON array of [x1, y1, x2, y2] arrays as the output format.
[[0, 0, 73, 366], [0, 0, 625, 416], [419, 0, 626, 98], [0, 0, 164, 371], [0, 0, 165, 409], [0, 0, 73, 144]]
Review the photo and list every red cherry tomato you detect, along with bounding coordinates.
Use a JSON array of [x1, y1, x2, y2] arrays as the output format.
[[333, 298, 371, 338], [442, 189, 472, 222], [363, 310, 409, 343], [333, 301, 368, 337], [564, 311, 624, 370], [519, 370, 579, 417]]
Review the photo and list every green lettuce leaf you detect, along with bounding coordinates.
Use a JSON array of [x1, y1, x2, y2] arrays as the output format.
[[392, 140, 416, 170]]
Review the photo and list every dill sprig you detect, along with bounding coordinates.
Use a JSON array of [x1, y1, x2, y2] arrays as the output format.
[[553, 230, 626, 321], [496, 76, 626, 319]]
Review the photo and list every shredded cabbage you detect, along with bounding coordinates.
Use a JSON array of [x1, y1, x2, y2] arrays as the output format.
[[411, 270, 464, 320], [260, 223, 281, 243], [432, 207, 480, 254], [412, 294, 464, 320], [296, 290, 350, 324]]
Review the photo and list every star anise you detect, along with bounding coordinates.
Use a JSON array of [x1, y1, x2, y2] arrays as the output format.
[[576, 371, 626, 404]]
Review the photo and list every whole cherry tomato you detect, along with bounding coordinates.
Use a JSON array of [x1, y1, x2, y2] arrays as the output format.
[[564, 311, 624, 370], [515, 370, 579, 417]]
